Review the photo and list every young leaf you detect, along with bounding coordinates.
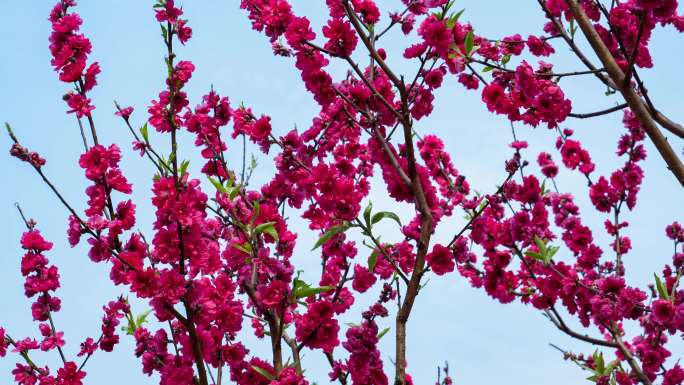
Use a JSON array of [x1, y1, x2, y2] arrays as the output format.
[[179, 159, 190, 176], [377, 327, 390, 340], [255, 222, 279, 242], [250, 200, 260, 227], [135, 310, 152, 329], [525, 251, 543, 261], [229, 185, 241, 200], [312, 222, 349, 250], [363, 201, 373, 227], [251, 366, 275, 381], [654, 274, 670, 300], [464, 31, 474, 56], [232, 242, 252, 255], [533, 236, 547, 255], [547, 246, 560, 261], [208, 177, 227, 193], [368, 249, 379, 272], [140, 123, 149, 142], [371, 211, 402, 227], [448, 8, 465, 27], [295, 285, 333, 299], [592, 350, 606, 375]]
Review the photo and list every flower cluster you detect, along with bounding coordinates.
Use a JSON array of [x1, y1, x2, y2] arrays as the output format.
[[3, 1, 684, 385], [49, 0, 98, 117]]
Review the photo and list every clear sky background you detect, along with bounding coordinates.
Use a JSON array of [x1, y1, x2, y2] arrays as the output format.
[[0, 1, 682, 384]]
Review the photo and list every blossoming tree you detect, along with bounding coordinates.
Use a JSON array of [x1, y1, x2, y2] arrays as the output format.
[[2, 0, 684, 385]]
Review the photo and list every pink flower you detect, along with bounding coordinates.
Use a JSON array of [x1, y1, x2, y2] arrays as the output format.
[[155, 0, 183, 24], [12, 338, 39, 353], [526, 35, 555, 56], [652, 299, 675, 325], [502, 34, 525, 55], [83, 62, 100, 92], [77, 337, 97, 357], [115, 106, 134, 119], [424, 68, 445, 89], [418, 16, 451, 55], [558, 139, 595, 175], [458, 73, 479, 90], [510, 140, 528, 150], [64, 93, 95, 118], [56, 362, 86, 385], [426, 244, 455, 276], [352, 265, 376, 293], [343, 321, 388, 385], [21, 231, 53, 252], [177, 20, 192, 44], [663, 365, 684, 385], [352, 0, 380, 24], [666, 222, 684, 242], [258, 280, 288, 307], [589, 177, 618, 213], [295, 300, 339, 352], [40, 329, 65, 352], [536, 152, 558, 178], [0, 328, 7, 357], [322, 19, 357, 57]]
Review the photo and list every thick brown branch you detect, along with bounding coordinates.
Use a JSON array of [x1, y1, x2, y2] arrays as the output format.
[[564, 0, 684, 186]]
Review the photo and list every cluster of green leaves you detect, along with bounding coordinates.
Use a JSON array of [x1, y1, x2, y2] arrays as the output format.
[[525, 236, 560, 265], [122, 307, 152, 336], [586, 351, 621, 385]]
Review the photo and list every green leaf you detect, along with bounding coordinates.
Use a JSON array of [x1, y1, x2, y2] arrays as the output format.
[[292, 277, 334, 299], [371, 211, 402, 227], [482, 66, 493, 72], [229, 185, 241, 200], [255, 222, 279, 242], [250, 200, 260, 227], [533, 236, 547, 254], [464, 31, 474, 56], [525, 251, 543, 261], [593, 350, 606, 375], [528, 236, 557, 264], [368, 249, 379, 272], [547, 246, 560, 260], [501, 54, 511, 65], [251, 365, 275, 381], [135, 310, 152, 329], [140, 123, 149, 142], [208, 177, 227, 193], [226, 173, 235, 189], [160, 24, 168, 41], [124, 313, 136, 335], [312, 223, 349, 250], [363, 201, 373, 227], [179, 159, 190, 176], [295, 285, 333, 299], [232, 242, 252, 255], [654, 274, 670, 300], [445, 8, 464, 29], [377, 327, 390, 340], [450, 8, 465, 24]]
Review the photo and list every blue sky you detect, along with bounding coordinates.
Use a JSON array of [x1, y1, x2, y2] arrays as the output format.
[[0, 1, 682, 384]]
